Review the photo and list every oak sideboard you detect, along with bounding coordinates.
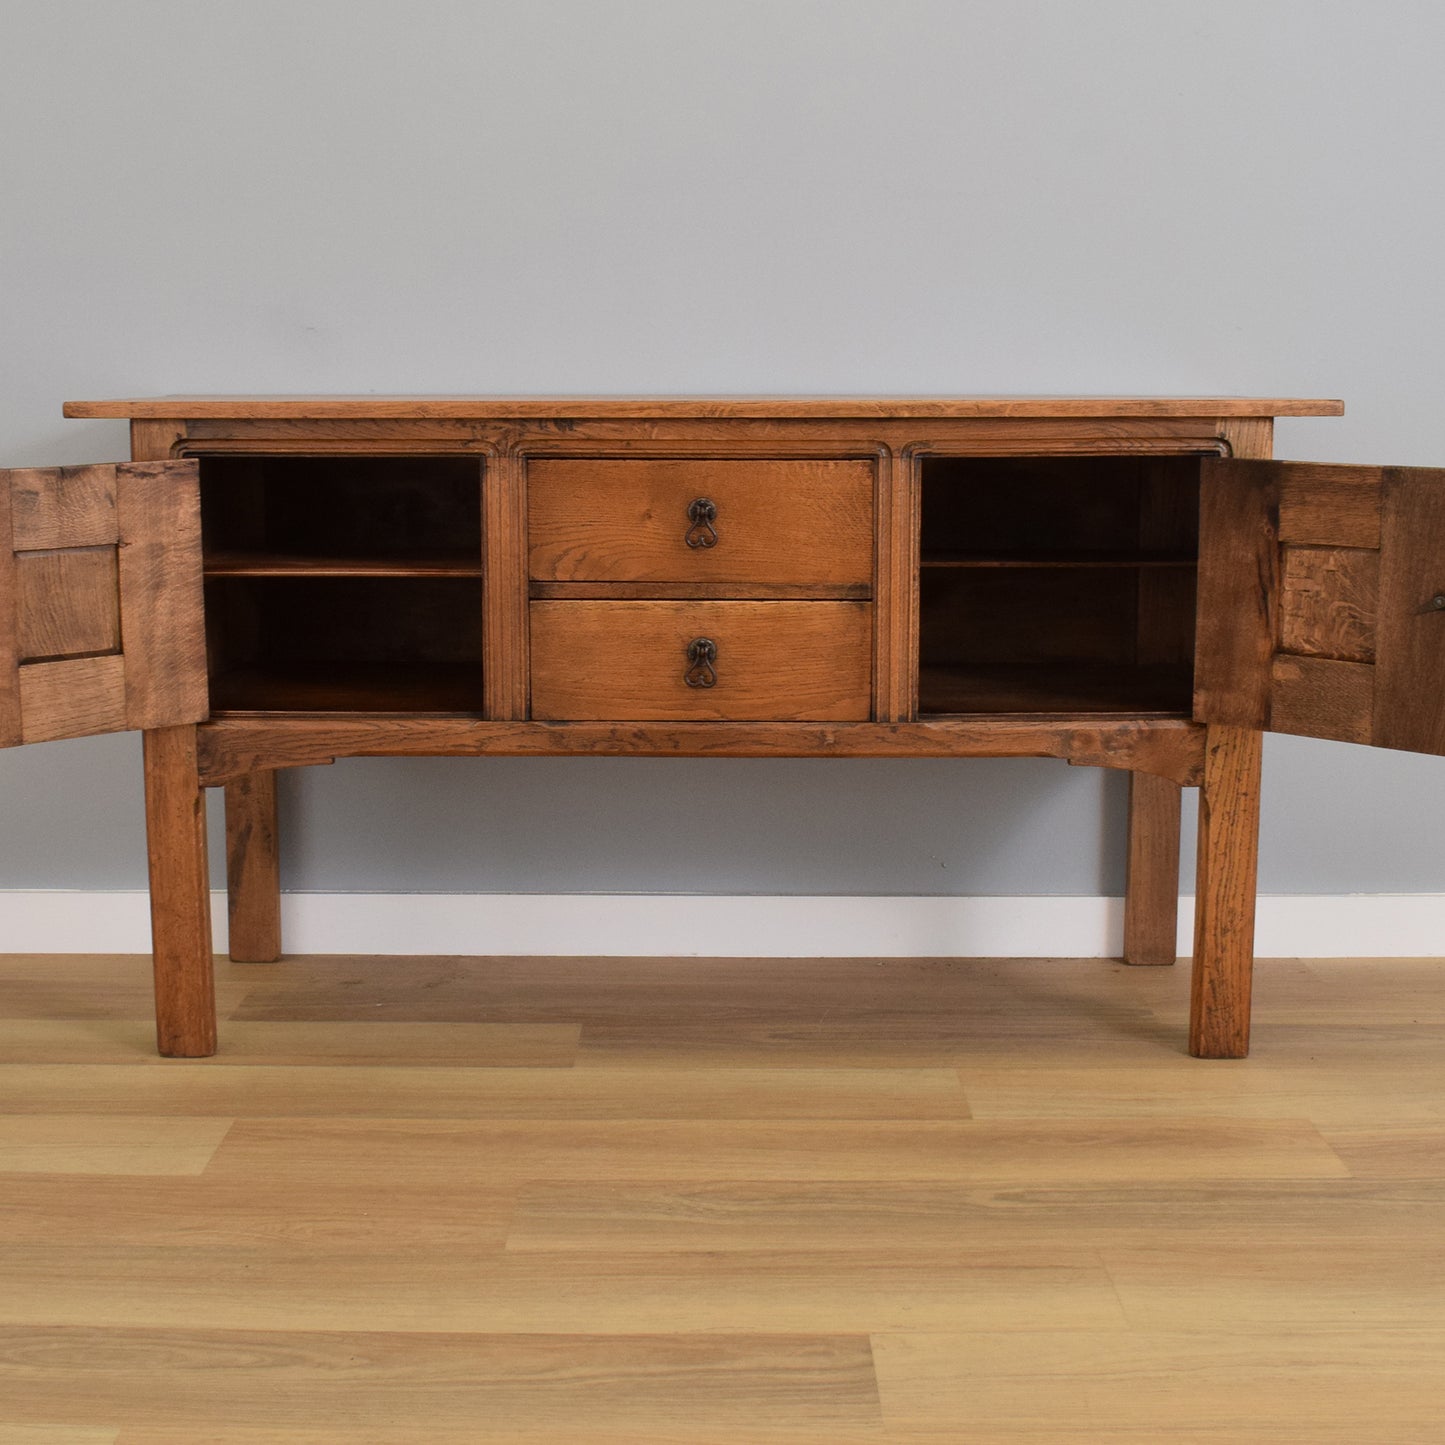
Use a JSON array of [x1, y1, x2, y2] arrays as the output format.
[[3, 395, 1441, 1059]]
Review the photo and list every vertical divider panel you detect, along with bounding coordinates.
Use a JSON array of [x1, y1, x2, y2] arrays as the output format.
[[0, 469, 19, 745], [1374, 468, 1445, 755], [874, 446, 919, 722], [1194, 461, 1278, 729], [116, 461, 208, 730], [484, 447, 529, 720]]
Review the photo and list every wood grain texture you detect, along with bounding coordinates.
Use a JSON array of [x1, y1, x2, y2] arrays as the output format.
[[1374, 466, 1445, 755], [529, 600, 872, 721], [26, 403, 1396, 1070], [18, 656, 128, 743], [1218, 415, 1274, 460], [0, 1064, 967, 1122], [1197, 458, 1444, 756], [196, 1117, 1341, 1193], [0, 466, 18, 746], [14, 548, 120, 661], [142, 726, 216, 1057], [1279, 546, 1378, 662], [528, 458, 874, 587], [128, 419, 187, 463], [206, 553, 484, 579], [6, 950, 1445, 1441], [174, 413, 1245, 459], [0, 1115, 231, 1176], [507, 1176, 1445, 1255], [5, 466, 125, 747], [225, 772, 281, 963], [64, 394, 1347, 419], [1277, 464, 1383, 547], [101, 1429, 888, 1445], [872, 1330, 1445, 1439], [0, 1327, 880, 1439], [0, 1425, 118, 1443], [115, 462, 208, 731], [1189, 724, 1264, 1058], [1, 1229, 1121, 1336], [874, 447, 917, 722], [0, 953, 248, 1027], [1194, 459, 1278, 729], [193, 716, 1207, 784], [529, 580, 870, 601], [1270, 655, 1375, 745], [8, 466, 118, 549], [1122, 771, 1181, 966], [3, 461, 206, 748], [482, 449, 527, 721]]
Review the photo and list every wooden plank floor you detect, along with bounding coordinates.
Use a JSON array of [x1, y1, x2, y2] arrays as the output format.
[[1, 952, 1444, 1443]]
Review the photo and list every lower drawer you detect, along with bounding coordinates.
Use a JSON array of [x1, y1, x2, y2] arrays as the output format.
[[530, 600, 872, 721]]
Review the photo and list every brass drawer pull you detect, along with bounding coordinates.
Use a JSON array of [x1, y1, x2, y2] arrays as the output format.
[[684, 637, 718, 688], [1431, 593, 1445, 612], [685, 497, 719, 549]]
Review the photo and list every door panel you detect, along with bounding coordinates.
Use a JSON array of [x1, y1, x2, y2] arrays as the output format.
[[1195, 459, 1445, 756], [0, 462, 208, 748], [1375, 471, 1445, 753], [1277, 546, 1378, 662]]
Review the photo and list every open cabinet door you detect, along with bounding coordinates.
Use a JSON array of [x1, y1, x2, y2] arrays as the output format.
[[0, 462, 208, 747], [1196, 459, 1445, 755]]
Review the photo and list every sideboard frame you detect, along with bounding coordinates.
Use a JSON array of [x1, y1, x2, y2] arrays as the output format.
[[115, 409, 1258, 1059]]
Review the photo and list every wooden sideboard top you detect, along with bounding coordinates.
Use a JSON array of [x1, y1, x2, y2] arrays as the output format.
[[63, 395, 1346, 420]]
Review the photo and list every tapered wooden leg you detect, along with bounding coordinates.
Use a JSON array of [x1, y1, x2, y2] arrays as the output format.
[[142, 725, 217, 1057], [1189, 725, 1264, 1059], [1122, 771, 1182, 965], [225, 771, 282, 963]]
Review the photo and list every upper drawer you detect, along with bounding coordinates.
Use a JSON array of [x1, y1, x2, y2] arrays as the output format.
[[527, 458, 874, 587]]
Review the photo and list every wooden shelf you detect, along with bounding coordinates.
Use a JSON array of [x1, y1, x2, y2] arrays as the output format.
[[920, 551, 1197, 570], [209, 663, 485, 715], [204, 552, 483, 579], [918, 663, 1194, 717]]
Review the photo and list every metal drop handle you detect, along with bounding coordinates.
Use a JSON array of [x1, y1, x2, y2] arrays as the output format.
[[685, 497, 719, 549], [684, 637, 717, 688]]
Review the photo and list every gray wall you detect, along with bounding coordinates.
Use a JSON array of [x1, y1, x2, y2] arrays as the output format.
[[1, 0, 1442, 898]]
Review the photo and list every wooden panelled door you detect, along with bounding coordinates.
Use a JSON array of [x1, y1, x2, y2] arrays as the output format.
[[0, 462, 209, 747], [1195, 459, 1445, 756]]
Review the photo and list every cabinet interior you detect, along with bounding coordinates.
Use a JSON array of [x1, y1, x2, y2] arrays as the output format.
[[917, 455, 1202, 716], [193, 450, 1205, 721], [199, 456, 485, 713]]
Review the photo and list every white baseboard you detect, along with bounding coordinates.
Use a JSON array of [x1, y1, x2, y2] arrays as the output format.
[[0, 890, 1441, 957]]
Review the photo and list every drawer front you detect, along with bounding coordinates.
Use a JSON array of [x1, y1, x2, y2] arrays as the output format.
[[528, 459, 874, 587], [530, 600, 872, 721]]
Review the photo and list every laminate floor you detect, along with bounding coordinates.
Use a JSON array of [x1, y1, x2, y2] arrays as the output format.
[[1, 951, 1443, 1443]]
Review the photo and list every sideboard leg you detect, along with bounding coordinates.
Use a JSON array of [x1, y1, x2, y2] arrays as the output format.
[[1122, 771, 1182, 965], [225, 770, 282, 963], [142, 726, 217, 1057], [1189, 725, 1263, 1059]]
